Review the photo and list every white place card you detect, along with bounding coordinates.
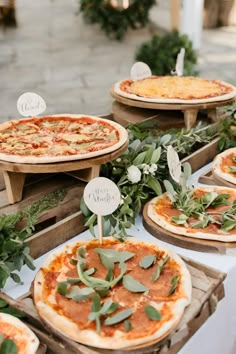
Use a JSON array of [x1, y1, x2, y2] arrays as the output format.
[[130, 62, 152, 81], [17, 92, 46, 117], [167, 145, 181, 183]]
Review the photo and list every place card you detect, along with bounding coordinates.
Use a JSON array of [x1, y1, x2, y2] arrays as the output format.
[[130, 62, 152, 81], [84, 177, 121, 243], [167, 145, 181, 183], [172, 48, 185, 76], [17, 92, 46, 117]]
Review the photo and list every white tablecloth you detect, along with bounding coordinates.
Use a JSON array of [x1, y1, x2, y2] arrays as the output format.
[[4, 164, 236, 354]]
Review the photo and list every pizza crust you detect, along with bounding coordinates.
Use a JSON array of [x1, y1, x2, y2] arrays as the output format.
[[147, 186, 236, 242], [33, 238, 191, 350], [114, 77, 236, 104], [0, 313, 39, 354], [0, 114, 128, 164], [212, 148, 236, 185]]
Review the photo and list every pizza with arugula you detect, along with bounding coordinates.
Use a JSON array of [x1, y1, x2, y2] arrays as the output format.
[[147, 185, 236, 242], [33, 238, 191, 349], [0, 115, 128, 164], [212, 148, 236, 185], [0, 313, 39, 354], [114, 76, 236, 104]]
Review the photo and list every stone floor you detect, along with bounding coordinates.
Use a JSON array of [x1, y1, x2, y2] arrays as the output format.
[[0, 0, 236, 122]]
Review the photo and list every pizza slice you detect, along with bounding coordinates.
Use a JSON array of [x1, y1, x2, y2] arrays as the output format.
[[212, 148, 236, 185], [147, 184, 236, 242], [0, 313, 39, 354], [33, 238, 191, 349]]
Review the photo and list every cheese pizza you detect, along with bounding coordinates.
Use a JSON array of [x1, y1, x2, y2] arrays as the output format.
[[0, 114, 128, 164], [0, 313, 39, 354], [147, 186, 236, 242], [114, 76, 236, 104], [212, 148, 236, 185], [33, 238, 191, 350]]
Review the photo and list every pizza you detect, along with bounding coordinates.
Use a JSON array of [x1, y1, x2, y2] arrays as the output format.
[[212, 148, 236, 185], [33, 238, 191, 350], [0, 313, 39, 354], [147, 185, 236, 242], [0, 114, 128, 164], [114, 76, 236, 104]]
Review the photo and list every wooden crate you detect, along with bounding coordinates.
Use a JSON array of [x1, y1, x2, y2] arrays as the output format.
[[0, 172, 87, 258], [0, 258, 226, 354]]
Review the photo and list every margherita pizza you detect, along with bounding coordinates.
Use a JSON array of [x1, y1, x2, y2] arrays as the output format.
[[0, 115, 128, 164], [212, 148, 236, 185], [114, 76, 236, 104], [33, 238, 191, 350], [0, 313, 39, 354], [147, 186, 236, 242]]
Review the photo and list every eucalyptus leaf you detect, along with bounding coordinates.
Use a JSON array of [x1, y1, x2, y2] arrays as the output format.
[[151, 256, 170, 282], [144, 305, 162, 320], [146, 175, 162, 196], [123, 275, 148, 293], [91, 294, 101, 313], [80, 197, 91, 217], [139, 255, 156, 269], [133, 151, 147, 165], [66, 286, 95, 301], [104, 308, 133, 326], [168, 275, 179, 296], [150, 147, 161, 163]]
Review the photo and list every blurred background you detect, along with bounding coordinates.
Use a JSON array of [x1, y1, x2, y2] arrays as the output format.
[[0, 0, 236, 121]]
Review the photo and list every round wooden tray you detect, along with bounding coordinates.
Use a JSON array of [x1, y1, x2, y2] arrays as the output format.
[[111, 88, 235, 111], [212, 170, 236, 189], [143, 202, 236, 254]]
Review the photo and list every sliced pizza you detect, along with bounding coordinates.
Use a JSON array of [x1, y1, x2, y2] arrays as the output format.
[[212, 148, 236, 185], [0, 114, 128, 164], [147, 185, 236, 242], [33, 238, 191, 349], [114, 76, 236, 104], [0, 313, 39, 354]]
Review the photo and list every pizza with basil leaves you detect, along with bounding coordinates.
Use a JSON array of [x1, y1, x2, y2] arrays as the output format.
[[0, 115, 128, 164], [212, 148, 236, 185], [147, 185, 236, 242], [114, 76, 236, 104], [33, 238, 191, 349], [0, 313, 39, 354]]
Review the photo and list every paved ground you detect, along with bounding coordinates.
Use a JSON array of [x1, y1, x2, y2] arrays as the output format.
[[0, 0, 236, 121]]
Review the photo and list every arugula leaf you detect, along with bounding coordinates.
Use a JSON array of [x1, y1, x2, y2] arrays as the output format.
[[122, 275, 148, 293], [151, 256, 170, 282], [228, 166, 236, 173], [104, 309, 133, 326], [144, 305, 162, 320], [168, 275, 180, 296], [139, 255, 156, 269], [171, 214, 188, 225]]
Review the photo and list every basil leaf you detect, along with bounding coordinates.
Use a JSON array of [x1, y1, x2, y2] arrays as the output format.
[[99, 299, 118, 315], [144, 305, 162, 320], [139, 255, 156, 269], [104, 309, 133, 326], [99, 254, 114, 272], [0, 339, 18, 354], [171, 214, 188, 225], [124, 319, 132, 332], [123, 275, 148, 293], [168, 275, 179, 296]]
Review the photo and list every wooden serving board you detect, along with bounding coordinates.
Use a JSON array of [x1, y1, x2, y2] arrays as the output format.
[[142, 202, 236, 254], [199, 168, 236, 188], [111, 89, 235, 129], [0, 256, 226, 354], [0, 140, 128, 204]]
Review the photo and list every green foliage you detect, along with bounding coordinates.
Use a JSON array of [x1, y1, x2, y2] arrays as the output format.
[[217, 102, 236, 151], [80, 0, 155, 40], [135, 31, 198, 76]]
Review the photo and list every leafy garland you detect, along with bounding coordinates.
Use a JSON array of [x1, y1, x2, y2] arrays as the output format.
[[81, 105, 236, 238], [79, 0, 156, 40], [0, 189, 65, 289]]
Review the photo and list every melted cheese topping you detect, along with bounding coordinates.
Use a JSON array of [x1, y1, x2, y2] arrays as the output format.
[[122, 76, 232, 99]]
